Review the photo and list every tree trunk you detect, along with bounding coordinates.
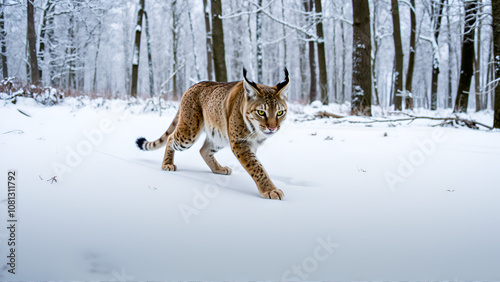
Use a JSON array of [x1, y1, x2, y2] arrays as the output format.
[[172, 0, 179, 100], [430, 0, 445, 110], [493, 0, 500, 128], [131, 0, 145, 98], [47, 7, 56, 87], [303, 0, 317, 104], [256, 0, 263, 82], [391, 0, 403, 110], [341, 5, 346, 103], [372, 0, 380, 106], [188, 9, 201, 82], [308, 39, 317, 103], [315, 0, 328, 105], [66, 15, 76, 90], [27, 0, 40, 84], [299, 42, 307, 102], [486, 38, 493, 109], [203, 0, 214, 81], [211, 0, 227, 82], [389, 57, 395, 105], [351, 0, 372, 116], [0, 1, 8, 79], [25, 32, 30, 82], [404, 0, 416, 110], [447, 0, 453, 108], [281, 0, 287, 68], [332, 13, 338, 103], [474, 3, 482, 112], [38, 0, 54, 82], [246, 1, 254, 80], [121, 8, 131, 94], [93, 22, 102, 93], [144, 11, 155, 97], [454, 0, 478, 113]]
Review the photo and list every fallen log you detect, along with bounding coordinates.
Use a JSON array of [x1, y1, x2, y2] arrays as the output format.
[[313, 111, 493, 130]]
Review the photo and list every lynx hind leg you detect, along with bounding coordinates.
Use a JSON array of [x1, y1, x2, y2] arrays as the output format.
[[200, 138, 232, 175], [161, 104, 203, 171], [161, 134, 177, 171]]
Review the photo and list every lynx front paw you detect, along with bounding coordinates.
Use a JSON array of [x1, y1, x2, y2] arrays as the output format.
[[261, 189, 284, 200], [161, 164, 177, 171], [213, 166, 232, 175]]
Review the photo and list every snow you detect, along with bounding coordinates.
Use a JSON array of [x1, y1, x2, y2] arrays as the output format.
[[1, 97, 500, 280], [132, 45, 139, 66]]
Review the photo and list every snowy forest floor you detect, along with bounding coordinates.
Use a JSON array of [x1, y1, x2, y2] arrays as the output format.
[[1, 97, 499, 280]]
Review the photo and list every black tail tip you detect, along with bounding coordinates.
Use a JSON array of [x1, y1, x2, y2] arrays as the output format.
[[136, 137, 147, 150]]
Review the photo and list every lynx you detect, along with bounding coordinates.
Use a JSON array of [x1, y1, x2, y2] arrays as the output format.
[[136, 68, 289, 200]]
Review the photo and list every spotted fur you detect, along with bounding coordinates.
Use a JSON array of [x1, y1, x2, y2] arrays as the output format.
[[136, 68, 290, 200]]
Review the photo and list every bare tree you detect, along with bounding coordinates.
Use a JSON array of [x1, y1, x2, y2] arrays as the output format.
[[211, 0, 227, 82], [66, 14, 76, 90], [446, 0, 453, 108], [0, 0, 7, 79], [144, 11, 154, 97], [27, 0, 39, 84], [256, 0, 263, 82], [351, 0, 372, 116], [299, 42, 307, 102], [430, 0, 445, 110], [371, 0, 380, 106], [281, 0, 287, 68], [474, 2, 482, 111], [172, 0, 180, 99], [92, 20, 102, 93], [38, 0, 54, 82], [203, 0, 214, 81], [303, 0, 317, 103], [391, 0, 404, 111], [493, 1, 500, 128], [315, 0, 328, 105], [187, 9, 201, 81], [454, 0, 478, 113], [404, 0, 416, 110], [130, 0, 145, 98], [341, 5, 347, 103], [203, 0, 214, 80]]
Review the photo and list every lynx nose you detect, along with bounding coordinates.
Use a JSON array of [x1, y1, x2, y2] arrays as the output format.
[[268, 127, 277, 132]]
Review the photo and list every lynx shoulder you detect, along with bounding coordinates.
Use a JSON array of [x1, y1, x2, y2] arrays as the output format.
[[136, 68, 290, 200]]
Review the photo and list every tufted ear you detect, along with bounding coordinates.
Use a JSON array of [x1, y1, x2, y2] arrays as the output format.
[[243, 68, 260, 100], [275, 67, 290, 99]]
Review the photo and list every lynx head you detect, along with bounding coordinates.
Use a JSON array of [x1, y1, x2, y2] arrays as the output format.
[[242, 68, 290, 137]]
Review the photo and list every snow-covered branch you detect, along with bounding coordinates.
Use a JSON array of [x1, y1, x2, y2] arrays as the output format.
[[160, 60, 186, 90], [219, 0, 275, 19], [248, 1, 320, 41]]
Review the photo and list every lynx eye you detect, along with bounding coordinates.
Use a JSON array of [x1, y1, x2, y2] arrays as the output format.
[[257, 110, 266, 116], [277, 110, 284, 117]]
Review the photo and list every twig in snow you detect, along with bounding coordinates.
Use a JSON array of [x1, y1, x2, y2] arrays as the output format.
[[2, 130, 24, 135], [17, 109, 31, 117], [47, 176, 58, 184]]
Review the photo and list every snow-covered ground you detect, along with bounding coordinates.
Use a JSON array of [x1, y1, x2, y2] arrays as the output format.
[[1, 97, 499, 280]]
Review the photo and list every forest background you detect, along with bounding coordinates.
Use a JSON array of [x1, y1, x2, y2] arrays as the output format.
[[1, 0, 499, 126]]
